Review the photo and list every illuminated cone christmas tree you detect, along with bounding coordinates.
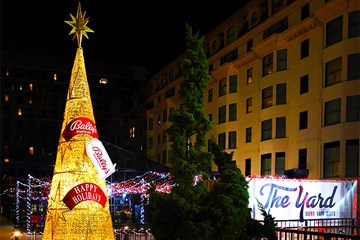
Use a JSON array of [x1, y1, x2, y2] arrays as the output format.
[[43, 3, 114, 240]]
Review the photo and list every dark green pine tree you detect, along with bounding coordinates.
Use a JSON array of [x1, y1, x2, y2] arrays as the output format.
[[149, 23, 213, 240], [207, 139, 250, 240]]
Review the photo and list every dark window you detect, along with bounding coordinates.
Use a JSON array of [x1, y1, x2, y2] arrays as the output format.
[[348, 53, 360, 80], [263, 53, 273, 76], [229, 103, 237, 121], [227, 26, 236, 43], [276, 83, 286, 105], [247, 68, 253, 84], [272, 0, 283, 14], [301, 4, 310, 20], [163, 109, 167, 122], [220, 49, 238, 65], [148, 137, 153, 149], [325, 57, 342, 86], [324, 141, 340, 178], [165, 87, 175, 98], [325, 98, 341, 126], [276, 117, 286, 138], [208, 113, 213, 122], [299, 111, 308, 129], [298, 148, 307, 169], [229, 75, 237, 93], [261, 153, 272, 176], [219, 78, 227, 96], [228, 131, 237, 149], [157, 134, 161, 144], [148, 118, 154, 130], [300, 39, 309, 59], [262, 86, 273, 109], [245, 158, 251, 176], [263, 18, 288, 39], [277, 49, 287, 71], [162, 150, 167, 164], [246, 97, 252, 113], [208, 88, 213, 102], [346, 95, 360, 122], [300, 75, 309, 94], [218, 132, 226, 150], [163, 130, 167, 143], [326, 16, 343, 47], [218, 105, 226, 124], [261, 119, 272, 141], [246, 127, 252, 143], [275, 152, 285, 176], [348, 10, 360, 38], [345, 139, 359, 177], [247, 39, 253, 52]]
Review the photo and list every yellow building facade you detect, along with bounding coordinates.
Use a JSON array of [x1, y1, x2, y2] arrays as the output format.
[[146, 0, 359, 212]]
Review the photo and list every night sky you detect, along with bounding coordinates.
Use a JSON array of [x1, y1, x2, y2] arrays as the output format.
[[1, 0, 249, 75]]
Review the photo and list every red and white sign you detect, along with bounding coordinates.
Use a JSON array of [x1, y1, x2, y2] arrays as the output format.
[[247, 178, 357, 221], [63, 182, 107, 210], [62, 117, 98, 141], [86, 138, 116, 180]]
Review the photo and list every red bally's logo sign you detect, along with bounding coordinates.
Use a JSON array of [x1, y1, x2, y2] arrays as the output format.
[[62, 117, 98, 141], [62, 182, 107, 210]]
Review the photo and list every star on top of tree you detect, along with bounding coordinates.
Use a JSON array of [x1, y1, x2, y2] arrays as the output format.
[[65, 2, 94, 47]]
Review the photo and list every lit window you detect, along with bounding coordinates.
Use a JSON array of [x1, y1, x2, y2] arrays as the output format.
[[29, 83, 33, 91], [29, 147, 34, 155], [19, 84, 23, 91], [99, 78, 108, 84], [29, 97, 33, 104], [4, 94, 9, 102], [18, 108, 22, 116], [4, 158, 10, 163], [54, 73, 57, 81], [130, 127, 135, 138], [247, 68, 253, 84], [262, 53, 273, 76], [6, 69, 9, 76]]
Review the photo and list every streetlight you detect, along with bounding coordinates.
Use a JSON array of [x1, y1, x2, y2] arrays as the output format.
[[11, 230, 22, 240]]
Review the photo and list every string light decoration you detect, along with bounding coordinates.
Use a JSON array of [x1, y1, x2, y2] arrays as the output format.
[[42, 3, 114, 239]]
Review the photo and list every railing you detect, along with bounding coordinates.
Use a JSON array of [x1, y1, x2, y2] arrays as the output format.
[[276, 228, 358, 240]]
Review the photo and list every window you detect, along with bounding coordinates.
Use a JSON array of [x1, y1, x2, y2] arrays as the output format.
[[247, 39, 253, 52], [229, 103, 237, 121], [325, 98, 341, 126], [301, 4, 310, 20], [4, 94, 9, 102], [300, 39, 309, 59], [348, 10, 360, 38], [263, 18, 288, 39], [220, 49, 238, 65], [18, 108, 22, 116], [247, 68, 253, 84], [300, 75, 309, 94], [324, 141, 340, 178], [276, 83, 286, 105], [299, 111, 308, 129], [148, 137, 153, 149], [29, 147, 34, 155], [219, 78, 227, 97], [228, 131, 237, 149], [208, 113, 213, 122], [261, 153, 272, 176], [298, 148, 307, 169], [130, 127, 135, 138], [162, 150, 167, 164], [326, 16, 343, 47], [218, 133, 226, 150], [346, 95, 360, 122], [218, 105, 226, 124], [261, 119, 272, 141], [325, 57, 342, 86], [275, 152, 285, 176], [345, 139, 359, 177], [163, 109, 167, 122], [276, 117, 286, 138], [251, 12, 258, 26], [263, 53, 273, 76], [165, 87, 175, 98], [157, 134, 161, 144], [246, 127, 252, 143], [208, 88, 213, 102], [348, 53, 360, 80], [229, 75, 237, 93], [262, 86, 273, 109], [246, 97, 252, 113], [272, 0, 283, 14], [245, 158, 251, 176], [163, 130, 167, 143], [277, 49, 287, 71], [227, 26, 236, 43]]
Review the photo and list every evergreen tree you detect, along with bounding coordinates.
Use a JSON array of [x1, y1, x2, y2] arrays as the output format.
[[149, 23, 213, 240]]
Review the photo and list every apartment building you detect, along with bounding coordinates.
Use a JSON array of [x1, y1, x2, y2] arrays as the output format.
[[145, 0, 359, 185]]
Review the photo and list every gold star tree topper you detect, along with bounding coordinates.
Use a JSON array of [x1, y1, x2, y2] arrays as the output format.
[[65, 2, 94, 47]]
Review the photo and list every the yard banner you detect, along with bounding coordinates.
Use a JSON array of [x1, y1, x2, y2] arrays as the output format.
[[247, 178, 357, 221]]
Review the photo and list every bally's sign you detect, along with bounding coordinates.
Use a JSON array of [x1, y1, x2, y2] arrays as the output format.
[[247, 178, 357, 221], [86, 138, 116, 180], [62, 117, 98, 141]]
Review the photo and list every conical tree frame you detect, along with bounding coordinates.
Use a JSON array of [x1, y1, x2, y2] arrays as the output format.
[[42, 48, 114, 240]]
